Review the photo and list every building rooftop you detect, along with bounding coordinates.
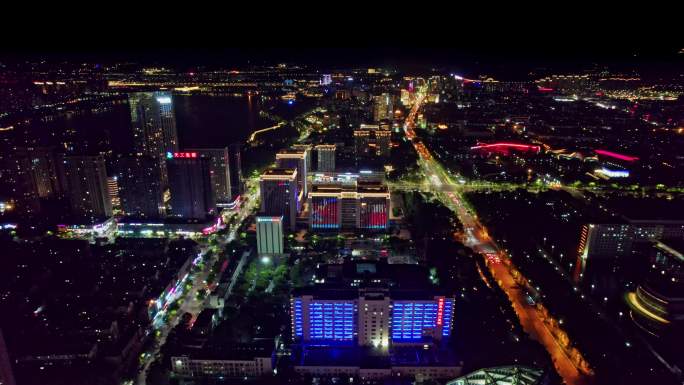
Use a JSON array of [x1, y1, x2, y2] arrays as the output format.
[[175, 339, 275, 361], [260, 168, 297, 179]]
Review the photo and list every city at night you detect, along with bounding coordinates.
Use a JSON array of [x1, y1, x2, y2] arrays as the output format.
[[1, 43, 683, 385]]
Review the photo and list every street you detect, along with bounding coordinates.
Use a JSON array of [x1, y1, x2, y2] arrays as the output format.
[[135, 176, 261, 385], [402, 86, 590, 385]]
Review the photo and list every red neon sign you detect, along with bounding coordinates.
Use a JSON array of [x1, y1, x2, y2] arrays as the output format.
[[436, 297, 445, 326], [595, 149, 639, 162], [173, 152, 197, 159], [470, 142, 541, 153]]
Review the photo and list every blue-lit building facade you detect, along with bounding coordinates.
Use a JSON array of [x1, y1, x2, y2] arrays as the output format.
[[291, 291, 453, 347], [290, 261, 460, 381]]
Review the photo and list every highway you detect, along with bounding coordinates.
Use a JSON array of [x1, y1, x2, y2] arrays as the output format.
[[402, 87, 590, 385]]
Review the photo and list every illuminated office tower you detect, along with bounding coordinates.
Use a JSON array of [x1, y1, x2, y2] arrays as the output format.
[[308, 179, 389, 232], [372, 93, 393, 122], [374, 129, 391, 157], [309, 185, 342, 230], [353, 129, 371, 158], [106, 176, 120, 209], [167, 152, 215, 220], [129, 92, 178, 186], [275, 149, 308, 206], [259, 168, 298, 230], [400, 89, 411, 106], [291, 290, 453, 346], [188, 148, 231, 203], [291, 144, 312, 172], [315, 144, 336, 172], [129, 92, 178, 157], [358, 182, 390, 230], [63, 155, 112, 220], [359, 294, 391, 348], [256, 216, 284, 256], [116, 155, 164, 219], [228, 143, 243, 199]]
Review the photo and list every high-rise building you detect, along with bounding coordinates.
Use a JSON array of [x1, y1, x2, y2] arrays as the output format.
[[574, 220, 684, 282], [256, 216, 284, 256], [0, 328, 16, 385], [228, 143, 243, 199], [358, 182, 390, 230], [63, 155, 111, 221], [354, 124, 391, 159], [374, 129, 391, 157], [372, 93, 393, 122], [291, 261, 454, 347], [14, 147, 63, 198], [107, 176, 120, 209], [167, 152, 215, 220], [400, 89, 411, 106], [308, 180, 389, 231], [276, 149, 308, 207], [188, 148, 231, 203], [315, 145, 336, 172], [116, 155, 164, 219], [0, 151, 41, 217], [291, 144, 312, 172], [130, 92, 179, 157], [259, 168, 298, 230], [353, 129, 371, 159], [129, 92, 179, 186], [289, 261, 459, 380]]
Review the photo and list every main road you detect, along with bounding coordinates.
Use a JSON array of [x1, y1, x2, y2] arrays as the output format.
[[402, 87, 589, 385], [135, 176, 261, 385]]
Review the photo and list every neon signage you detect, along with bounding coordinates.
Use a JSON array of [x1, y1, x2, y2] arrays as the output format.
[[166, 152, 198, 159]]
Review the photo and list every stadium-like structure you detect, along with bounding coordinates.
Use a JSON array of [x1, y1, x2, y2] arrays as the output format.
[[446, 366, 545, 385]]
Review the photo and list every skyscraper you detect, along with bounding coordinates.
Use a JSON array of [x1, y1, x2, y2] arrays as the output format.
[[14, 147, 63, 198], [116, 155, 164, 219], [167, 152, 215, 220], [259, 168, 298, 230], [0, 150, 41, 217], [291, 144, 312, 172], [130, 92, 179, 157], [107, 176, 120, 209], [63, 155, 112, 221], [372, 93, 393, 122], [374, 129, 391, 157], [129, 92, 179, 186], [315, 144, 336, 172], [256, 216, 284, 256], [228, 143, 243, 199], [188, 148, 231, 203], [276, 149, 309, 207]]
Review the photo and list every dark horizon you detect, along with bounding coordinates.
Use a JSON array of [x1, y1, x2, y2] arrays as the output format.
[[2, 47, 682, 79]]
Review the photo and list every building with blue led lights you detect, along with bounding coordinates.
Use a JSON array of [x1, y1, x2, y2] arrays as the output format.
[[291, 261, 454, 348], [289, 261, 460, 381]]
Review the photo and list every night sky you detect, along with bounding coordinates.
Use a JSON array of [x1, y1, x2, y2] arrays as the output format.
[[2, 46, 681, 80]]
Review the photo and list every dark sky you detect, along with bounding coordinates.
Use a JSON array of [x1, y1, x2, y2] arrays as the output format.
[[2, 47, 681, 80]]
